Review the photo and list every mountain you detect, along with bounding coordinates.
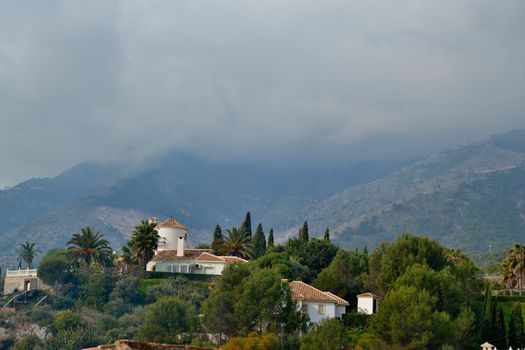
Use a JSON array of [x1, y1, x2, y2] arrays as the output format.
[[304, 130, 525, 254], [0, 152, 407, 269]]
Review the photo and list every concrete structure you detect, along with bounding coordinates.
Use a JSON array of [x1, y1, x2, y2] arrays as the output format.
[[357, 292, 378, 314], [3, 269, 48, 295], [145, 218, 247, 275], [480, 342, 495, 350], [288, 280, 349, 323]]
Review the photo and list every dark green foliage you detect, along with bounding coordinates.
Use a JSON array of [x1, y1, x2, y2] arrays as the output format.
[[128, 220, 159, 269], [211, 224, 225, 255], [224, 227, 252, 258], [267, 228, 274, 249], [323, 228, 330, 242], [43, 326, 99, 350], [0, 336, 15, 350], [298, 221, 309, 242], [370, 285, 453, 349], [37, 249, 75, 293], [300, 318, 350, 350], [138, 297, 198, 344], [240, 211, 253, 239], [366, 233, 453, 297], [28, 306, 55, 327], [284, 237, 338, 277], [105, 276, 144, 317], [54, 310, 81, 331], [314, 249, 368, 302], [67, 227, 113, 267], [493, 303, 507, 350], [14, 334, 43, 350], [75, 265, 116, 310], [508, 303, 525, 349], [252, 223, 266, 259], [253, 252, 311, 282]]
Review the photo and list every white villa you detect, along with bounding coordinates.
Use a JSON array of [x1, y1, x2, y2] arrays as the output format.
[[3, 269, 48, 295], [288, 280, 349, 323], [146, 218, 246, 275]]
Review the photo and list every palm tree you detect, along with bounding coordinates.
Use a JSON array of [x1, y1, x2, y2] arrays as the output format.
[[501, 244, 525, 294], [128, 220, 159, 268], [224, 227, 252, 259], [67, 227, 113, 266], [16, 241, 41, 269]]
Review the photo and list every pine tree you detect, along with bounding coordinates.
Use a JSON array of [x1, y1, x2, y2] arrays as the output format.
[[252, 223, 267, 259], [299, 221, 309, 242], [267, 228, 274, 249], [493, 302, 507, 350], [323, 228, 330, 242], [241, 212, 253, 240], [508, 303, 525, 349], [212, 224, 224, 255]]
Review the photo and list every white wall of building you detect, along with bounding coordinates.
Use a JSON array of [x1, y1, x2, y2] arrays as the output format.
[[156, 227, 188, 252], [148, 260, 226, 276], [298, 301, 337, 323], [335, 305, 346, 318], [357, 296, 375, 315]]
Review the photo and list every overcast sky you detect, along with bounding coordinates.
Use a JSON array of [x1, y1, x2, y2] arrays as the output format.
[[1, 1, 524, 187]]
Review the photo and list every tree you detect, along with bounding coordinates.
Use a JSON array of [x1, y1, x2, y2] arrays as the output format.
[[299, 221, 309, 242], [500, 244, 525, 293], [508, 303, 525, 349], [16, 241, 41, 269], [76, 265, 116, 310], [128, 220, 159, 268], [493, 303, 507, 350], [267, 228, 274, 249], [138, 296, 198, 344], [14, 334, 43, 350], [252, 223, 266, 259], [224, 227, 252, 258], [323, 228, 330, 242], [240, 211, 253, 240], [314, 249, 368, 302], [284, 237, 338, 277], [300, 318, 350, 350], [370, 285, 453, 349], [67, 227, 113, 266], [54, 310, 81, 331], [212, 224, 225, 255], [37, 248, 74, 293]]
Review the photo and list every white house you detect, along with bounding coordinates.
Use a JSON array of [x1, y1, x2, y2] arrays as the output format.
[[288, 280, 349, 323], [145, 218, 247, 275], [357, 292, 378, 314]]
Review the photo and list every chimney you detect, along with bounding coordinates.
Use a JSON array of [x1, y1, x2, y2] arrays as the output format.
[[177, 232, 186, 257]]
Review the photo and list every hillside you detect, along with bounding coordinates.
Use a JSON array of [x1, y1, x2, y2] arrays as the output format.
[[305, 130, 525, 253], [0, 152, 404, 269]]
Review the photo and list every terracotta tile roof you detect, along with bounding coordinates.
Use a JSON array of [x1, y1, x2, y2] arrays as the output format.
[[156, 218, 188, 229], [357, 292, 378, 299], [196, 252, 226, 262], [220, 256, 248, 263], [288, 281, 349, 306], [152, 249, 208, 261]]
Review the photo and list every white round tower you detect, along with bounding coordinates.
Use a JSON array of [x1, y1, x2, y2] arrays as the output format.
[[155, 218, 188, 256]]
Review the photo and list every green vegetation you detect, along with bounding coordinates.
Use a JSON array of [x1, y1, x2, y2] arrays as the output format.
[[6, 215, 525, 350], [16, 241, 41, 269]]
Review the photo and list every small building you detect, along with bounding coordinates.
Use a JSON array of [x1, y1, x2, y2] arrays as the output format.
[[3, 269, 48, 295], [288, 280, 349, 323], [357, 292, 378, 314], [145, 218, 247, 275]]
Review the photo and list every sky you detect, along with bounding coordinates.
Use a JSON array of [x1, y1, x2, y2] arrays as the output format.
[[1, 0, 524, 187]]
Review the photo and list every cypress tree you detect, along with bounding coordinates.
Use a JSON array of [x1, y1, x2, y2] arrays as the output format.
[[481, 287, 496, 344], [493, 302, 507, 350], [363, 245, 368, 256], [323, 228, 330, 242], [211, 224, 224, 255], [267, 228, 274, 249], [240, 212, 253, 240], [252, 223, 266, 259], [509, 303, 525, 349], [299, 221, 309, 242]]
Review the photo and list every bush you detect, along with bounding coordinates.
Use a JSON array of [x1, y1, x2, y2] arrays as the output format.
[[14, 334, 43, 350], [54, 310, 81, 331], [300, 318, 350, 350], [28, 306, 55, 327], [222, 333, 279, 350]]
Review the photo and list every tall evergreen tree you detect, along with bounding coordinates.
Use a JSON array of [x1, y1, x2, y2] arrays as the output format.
[[267, 228, 274, 249], [212, 224, 224, 255], [481, 287, 496, 344], [493, 302, 507, 350], [240, 212, 253, 240], [509, 303, 525, 349], [299, 221, 309, 242], [323, 228, 330, 242], [252, 223, 266, 259]]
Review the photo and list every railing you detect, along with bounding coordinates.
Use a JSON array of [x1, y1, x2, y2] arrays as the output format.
[[5, 269, 38, 277]]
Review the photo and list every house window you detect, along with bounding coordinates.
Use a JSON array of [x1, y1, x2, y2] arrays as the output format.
[[317, 304, 325, 315], [301, 303, 308, 313]]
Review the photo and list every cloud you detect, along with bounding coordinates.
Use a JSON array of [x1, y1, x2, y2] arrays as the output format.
[[1, 0, 524, 186]]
